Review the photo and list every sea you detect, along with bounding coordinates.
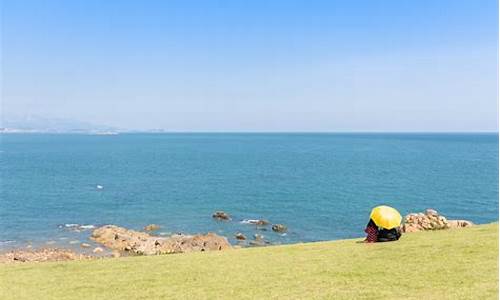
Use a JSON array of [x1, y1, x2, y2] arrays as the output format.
[[0, 133, 498, 251]]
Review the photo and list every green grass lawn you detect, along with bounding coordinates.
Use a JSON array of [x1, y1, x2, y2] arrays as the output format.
[[0, 223, 497, 300]]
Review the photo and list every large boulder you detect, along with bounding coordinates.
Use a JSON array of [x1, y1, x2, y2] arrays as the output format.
[[91, 225, 151, 252], [401, 209, 474, 233], [91, 225, 231, 255]]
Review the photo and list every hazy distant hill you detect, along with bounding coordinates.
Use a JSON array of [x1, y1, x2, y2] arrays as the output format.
[[1, 115, 120, 133]]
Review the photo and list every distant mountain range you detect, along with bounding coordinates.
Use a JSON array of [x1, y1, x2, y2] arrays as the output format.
[[1, 115, 122, 133]]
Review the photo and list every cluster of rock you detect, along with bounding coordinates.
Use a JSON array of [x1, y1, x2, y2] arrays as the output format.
[[211, 211, 288, 247], [214, 211, 287, 233], [91, 225, 231, 255], [401, 209, 473, 233], [233, 232, 275, 246], [0, 248, 88, 263]]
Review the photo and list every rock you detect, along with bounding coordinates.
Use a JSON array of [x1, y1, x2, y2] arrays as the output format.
[[91, 225, 152, 252], [80, 243, 91, 248], [144, 224, 161, 231], [254, 220, 270, 226], [91, 225, 231, 255], [0, 248, 87, 263], [253, 234, 264, 241], [111, 251, 121, 258], [402, 209, 473, 233], [425, 208, 439, 216], [249, 234, 271, 247], [402, 224, 419, 233], [447, 220, 474, 228], [180, 233, 232, 253], [93, 247, 104, 253], [235, 233, 246, 240], [272, 224, 287, 233], [212, 211, 231, 221]]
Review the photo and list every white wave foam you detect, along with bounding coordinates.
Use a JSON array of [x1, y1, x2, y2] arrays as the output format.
[[240, 219, 260, 224], [60, 224, 95, 232], [79, 225, 95, 229]]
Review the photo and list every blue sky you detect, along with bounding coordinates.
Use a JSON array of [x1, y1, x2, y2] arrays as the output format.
[[2, 0, 498, 131]]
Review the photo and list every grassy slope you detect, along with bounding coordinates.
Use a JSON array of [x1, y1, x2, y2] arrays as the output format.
[[0, 224, 497, 300]]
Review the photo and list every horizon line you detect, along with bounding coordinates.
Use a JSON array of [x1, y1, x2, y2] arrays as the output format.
[[1, 130, 498, 134]]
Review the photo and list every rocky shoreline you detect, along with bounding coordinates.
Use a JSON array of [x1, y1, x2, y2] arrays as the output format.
[[0, 248, 90, 263], [91, 225, 231, 255], [0, 209, 474, 264]]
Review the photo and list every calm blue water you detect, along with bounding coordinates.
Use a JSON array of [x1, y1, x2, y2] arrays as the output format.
[[0, 133, 498, 250]]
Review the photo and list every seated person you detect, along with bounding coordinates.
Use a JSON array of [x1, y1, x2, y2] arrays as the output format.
[[364, 218, 401, 243]]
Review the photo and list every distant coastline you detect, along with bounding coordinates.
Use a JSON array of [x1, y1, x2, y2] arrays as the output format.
[[0, 128, 121, 135], [1, 128, 498, 134]]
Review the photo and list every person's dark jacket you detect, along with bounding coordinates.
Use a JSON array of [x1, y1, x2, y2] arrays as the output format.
[[377, 226, 402, 242]]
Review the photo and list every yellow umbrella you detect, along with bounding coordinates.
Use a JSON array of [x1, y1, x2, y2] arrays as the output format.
[[370, 205, 402, 229]]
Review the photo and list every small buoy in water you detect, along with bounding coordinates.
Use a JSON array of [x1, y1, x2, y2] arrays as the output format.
[[96, 185, 103, 190]]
